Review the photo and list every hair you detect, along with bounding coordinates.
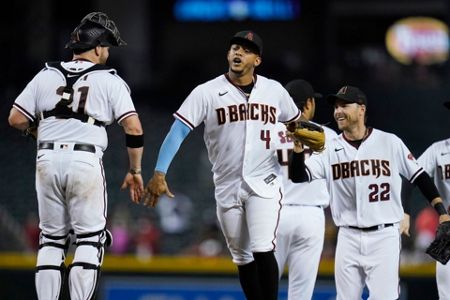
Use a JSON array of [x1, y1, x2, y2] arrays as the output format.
[[298, 100, 307, 112], [361, 104, 368, 123]]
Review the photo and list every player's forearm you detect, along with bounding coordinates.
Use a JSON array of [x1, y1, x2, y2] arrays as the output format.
[[122, 115, 143, 135], [155, 119, 190, 174], [8, 107, 30, 131], [289, 150, 309, 183], [413, 172, 450, 217], [127, 147, 143, 173], [414, 172, 440, 203], [121, 115, 144, 173]]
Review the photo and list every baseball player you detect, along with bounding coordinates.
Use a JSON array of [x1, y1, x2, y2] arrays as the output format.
[[288, 85, 450, 300], [8, 12, 144, 300], [143, 30, 300, 300], [413, 101, 450, 299], [273, 79, 337, 299]]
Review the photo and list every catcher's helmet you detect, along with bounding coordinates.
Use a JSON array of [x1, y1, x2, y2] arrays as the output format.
[[65, 12, 126, 50]]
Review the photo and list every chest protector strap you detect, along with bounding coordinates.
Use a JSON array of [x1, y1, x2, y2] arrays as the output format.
[[40, 61, 114, 127]]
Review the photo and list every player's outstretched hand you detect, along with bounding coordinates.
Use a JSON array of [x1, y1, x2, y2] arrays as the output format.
[[400, 213, 410, 237], [143, 171, 174, 207], [121, 172, 144, 203]]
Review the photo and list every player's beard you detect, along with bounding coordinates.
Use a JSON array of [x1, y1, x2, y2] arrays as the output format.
[[336, 117, 352, 131], [335, 114, 353, 131]]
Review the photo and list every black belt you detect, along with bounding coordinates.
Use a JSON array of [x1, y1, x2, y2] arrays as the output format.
[[284, 204, 322, 208], [348, 223, 393, 232], [38, 142, 96, 153]]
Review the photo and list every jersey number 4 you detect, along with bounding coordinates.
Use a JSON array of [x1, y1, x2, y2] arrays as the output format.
[[261, 130, 271, 149], [368, 183, 390, 202], [276, 148, 312, 179]]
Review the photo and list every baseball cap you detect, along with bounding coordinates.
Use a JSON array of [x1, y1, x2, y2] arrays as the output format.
[[229, 30, 263, 56], [326, 85, 367, 106], [444, 101, 450, 110], [285, 79, 322, 106]]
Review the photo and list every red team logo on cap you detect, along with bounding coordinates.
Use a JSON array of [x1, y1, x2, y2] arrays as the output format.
[[338, 86, 348, 94], [246, 32, 254, 41]]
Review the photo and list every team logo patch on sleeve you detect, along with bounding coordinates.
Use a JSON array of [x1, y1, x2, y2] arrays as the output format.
[[264, 173, 277, 184], [407, 153, 415, 160]]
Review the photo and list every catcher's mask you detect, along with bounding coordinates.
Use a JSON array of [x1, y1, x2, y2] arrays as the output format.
[[65, 12, 126, 50]]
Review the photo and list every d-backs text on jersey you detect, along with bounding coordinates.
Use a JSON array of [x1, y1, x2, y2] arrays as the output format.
[[438, 164, 450, 180], [216, 103, 276, 125], [332, 159, 391, 180]]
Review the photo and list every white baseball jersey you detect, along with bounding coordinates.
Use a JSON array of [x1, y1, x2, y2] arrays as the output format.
[[274, 122, 337, 206], [418, 138, 450, 300], [274, 122, 336, 299], [305, 128, 424, 227], [14, 60, 138, 300], [418, 138, 450, 207], [175, 74, 300, 207], [13, 60, 137, 151]]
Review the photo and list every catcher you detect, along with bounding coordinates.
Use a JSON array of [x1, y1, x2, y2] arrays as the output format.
[[8, 12, 144, 300]]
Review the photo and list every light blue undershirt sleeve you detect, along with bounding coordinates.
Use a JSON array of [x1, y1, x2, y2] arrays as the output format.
[[155, 119, 192, 174]]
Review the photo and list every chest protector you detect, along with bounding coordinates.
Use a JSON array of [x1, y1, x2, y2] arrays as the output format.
[[40, 61, 115, 127]]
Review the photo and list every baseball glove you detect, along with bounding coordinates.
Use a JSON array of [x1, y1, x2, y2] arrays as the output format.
[[286, 120, 325, 152], [23, 123, 38, 140], [426, 221, 450, 265]]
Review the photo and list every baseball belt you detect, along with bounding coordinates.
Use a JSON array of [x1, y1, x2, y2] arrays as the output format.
[[348, 223, 394, 232], [38, 142, 96, 153]]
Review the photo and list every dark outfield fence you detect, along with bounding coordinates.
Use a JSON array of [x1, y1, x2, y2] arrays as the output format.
[[0, 253, 439, 300]]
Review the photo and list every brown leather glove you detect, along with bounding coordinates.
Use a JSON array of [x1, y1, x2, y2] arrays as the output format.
[[286, 120, 325, 152]]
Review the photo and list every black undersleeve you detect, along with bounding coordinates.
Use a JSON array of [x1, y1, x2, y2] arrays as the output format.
[[289, 151, 309, 183], [414, 171, 440, 202]]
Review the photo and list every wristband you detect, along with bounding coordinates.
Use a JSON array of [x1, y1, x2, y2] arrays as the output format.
[[129, 168, 142, 175], [434, 202, 448, 216], [126, 134, 144, 148]]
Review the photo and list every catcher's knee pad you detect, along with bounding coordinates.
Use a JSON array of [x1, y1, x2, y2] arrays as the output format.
[[35, 232, 70, 300], [68, 229, 110, 300]]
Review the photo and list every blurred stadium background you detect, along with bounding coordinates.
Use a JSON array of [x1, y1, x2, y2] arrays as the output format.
[[1, 0, 450, 299]]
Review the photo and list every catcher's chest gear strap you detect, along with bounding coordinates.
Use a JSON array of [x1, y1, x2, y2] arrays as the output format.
[[39, 61, 114, 127]]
